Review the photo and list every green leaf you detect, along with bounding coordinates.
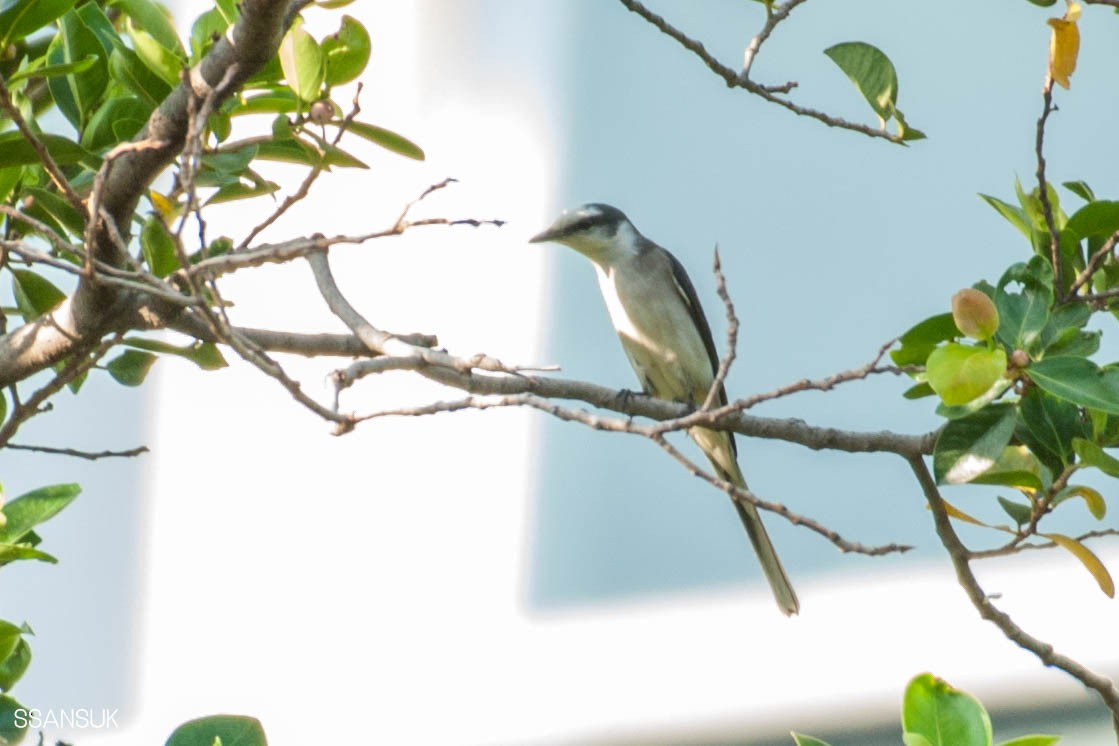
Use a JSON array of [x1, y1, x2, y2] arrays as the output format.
[[1063, 180, 1095, 203], [82, 96, 153, 152], [903, 735, 935, 746], [322, 15, 370, 86], [1066, 200, 1119, 240], [0, 543, 58, 564], [902, 673, 992, 746], [791, 734, 832, 746], [969, 445, 1048, 492], [1029, 357, 1119, 415], [110, 0, 183, 56], [340, 120, 425, 161], [278, 20, 324, 103], [892, 313, 961, 366], [0, 167, 20, 203], [0, 483, 81, 544], [11, 269, 66, 320], [0, 638, 31, 692], [205, 179, 281, 205], [1072, 437, 1119, 477], [933, 403, 1017, 484], [231, 90, 301, 116], [165, 714, 267, 746], [1024, 0, 1059, 5], [215, 0, 239, 25], [926, 344, 1007, 407], [47, 9, 110, 131], [1019, 388, 1085, 468], [6, 53, 97, 84], [0, 131, 96, 168], [22, 186, 86, 237], [998, 496, 1033, 526], [0, 694, 29, 745], [0, 623, 20, 665], [189, 8, 228, 62], [993, 288, 1049, 353], [0, 0, 74, 46], [903, 382, 936, 399], [824, 41, 899, 122], [127, 19, 184, 87], [980, 194, 1031, 240], [996, 736, 1060, 746], [202, 145, 259, 175], [106, 349, 158, 386], [124, 337, 227, 371], [1043, 533, 1115, 597], [109, 45, 174, 106], [140, 214, 181, 277]]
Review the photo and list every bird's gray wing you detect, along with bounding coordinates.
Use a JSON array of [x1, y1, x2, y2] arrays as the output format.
[[661, 248, 728, 408]]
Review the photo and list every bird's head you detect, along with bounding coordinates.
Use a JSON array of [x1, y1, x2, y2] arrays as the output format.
[[529, 203, 638, 262]]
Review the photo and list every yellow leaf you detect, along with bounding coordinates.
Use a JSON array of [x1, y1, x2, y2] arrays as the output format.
[[1047, 2, 1081, 89], [1057, 485, 1107, 520], [1044, 532, 1115, 598], [148, 190, 180, 221], [940, 499, 989, 527]]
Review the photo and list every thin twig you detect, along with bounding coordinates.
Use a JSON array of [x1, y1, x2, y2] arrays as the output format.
[[617, 0, 905, 144], [702, 247, 737, 411], [741, 0, 809, 77], [1035, 80, 1063, 297], [1067, 231, 1119, 298], [969, 528, 1119, 560], [6, 443, 149, 460]]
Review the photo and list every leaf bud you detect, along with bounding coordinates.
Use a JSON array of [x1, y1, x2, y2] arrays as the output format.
[[951, 288, 999, 340]]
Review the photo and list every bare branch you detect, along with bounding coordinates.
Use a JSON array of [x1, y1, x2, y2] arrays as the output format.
[[6, 443, 149, 460], [701, 247, 738, 411], [907, 453, 1119, 730], [1035, 80, 1063, 297], [1067, 230, 1119, 298], [969, 528, 1119, 560], [741, 0, 809, 78]]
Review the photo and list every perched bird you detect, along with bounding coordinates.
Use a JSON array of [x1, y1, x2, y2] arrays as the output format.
[[530, 203, 799, 616]]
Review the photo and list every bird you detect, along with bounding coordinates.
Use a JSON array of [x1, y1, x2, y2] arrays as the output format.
[[529, 203, 799, 616]]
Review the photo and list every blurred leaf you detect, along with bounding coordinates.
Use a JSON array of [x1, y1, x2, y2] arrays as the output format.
[[1043, 532, 1114, 597], [340, 120, 425, 161], [902, 673, 992, 746], [11, 270, 66, 320], [0, 544, 57, 564], [110, 45, 173, 105], [1062, 180, 1095, 203], [127, 19, 183, 86], [791, 734, 832, 746], [22, 186, 86, 237], [209, 110, 231, 142], [934, 403, 1017, 484], [124, 337, 227, 371], [215, 0, 239, 25], [0, 132, 95, 169], [0, 638, 31, 691], [110, 0, 183, 55], [996, 737, 1060, 746], [6, 53, 96, 84], [994, 286, 1049, 353], [1029, 357, 1119, 415], [202, 144, 259, 175], [205, 179, 280, 205], [1052, 484, 1106, 520], [904, 382, 936, 399], [927, 344, 1007, 406], [106, 349, 158, 386], [0, 483, 81, 544], [82, 96, 152, 151], [0, 694, 29, 745], [0, 167, 20, 203], [322, 14, 370, 86], [980, 193, 1031, 240], [997, 496, 1033, 526], [189, 7, 227, 62], [0, 0, 74, 46], [279, 20, 324, 102], [0, 623, 19, 665], [47, 9, 110, 131], [1025, 0, 1059, 5], [140, 215, 180, 277], [232, 90, 301, 115], [166, 714, 267, 746]]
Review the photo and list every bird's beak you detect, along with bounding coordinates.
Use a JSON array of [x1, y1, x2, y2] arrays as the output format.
[[528, 226, 559, 244]]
